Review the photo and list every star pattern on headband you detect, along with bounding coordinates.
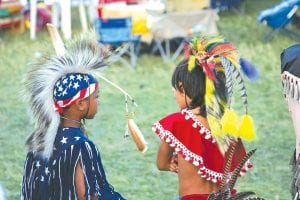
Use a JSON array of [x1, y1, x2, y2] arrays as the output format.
[[54, 74, 89, 99]]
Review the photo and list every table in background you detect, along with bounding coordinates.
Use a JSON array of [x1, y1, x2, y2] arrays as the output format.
[[150, 9, 219, 62]]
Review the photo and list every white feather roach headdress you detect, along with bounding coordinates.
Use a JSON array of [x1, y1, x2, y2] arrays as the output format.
[[23, 36, 111, 159]]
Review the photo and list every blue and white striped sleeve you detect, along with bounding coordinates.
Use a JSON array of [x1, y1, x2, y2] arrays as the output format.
[[79, 141, 126, 200]]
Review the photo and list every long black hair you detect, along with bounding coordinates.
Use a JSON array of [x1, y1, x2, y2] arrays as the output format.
[[171, 59, 206, 117]]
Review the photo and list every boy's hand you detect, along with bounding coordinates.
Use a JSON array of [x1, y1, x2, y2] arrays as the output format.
[[169, 154, 178, 173]]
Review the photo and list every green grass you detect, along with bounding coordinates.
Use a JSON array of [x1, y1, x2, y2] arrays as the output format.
[[0, 0, 297, 199]]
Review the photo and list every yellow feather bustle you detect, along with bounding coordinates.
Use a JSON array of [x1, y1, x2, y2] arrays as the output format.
[[221, 108, 239, 137], [237, 114, 256, 141]]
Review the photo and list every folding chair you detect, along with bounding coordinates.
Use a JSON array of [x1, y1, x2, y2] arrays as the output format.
[[94, 17, 141, 68], [257, 0, 300, 42]]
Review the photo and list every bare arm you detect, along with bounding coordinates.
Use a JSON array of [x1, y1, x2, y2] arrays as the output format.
[[156, 140, 178, 173], [75, 161, 98, 200]]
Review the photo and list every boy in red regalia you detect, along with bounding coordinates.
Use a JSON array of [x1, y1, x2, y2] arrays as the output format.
[[152, 36, 260, 200]]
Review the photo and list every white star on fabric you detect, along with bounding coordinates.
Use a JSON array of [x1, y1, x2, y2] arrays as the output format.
[[73, 82, 79, 89], [45, 167, 50, 175], [84, 75, 89, 82], [63, 78, 68, 85], [68, 82, 73, 88], [62, 89, 67, 96], [56, 81, 60, 87], [74, 136, 80, 141], [58, 85, 63, 92], [54, 89, 57, 96], [36, 161, 41, 168], [76, 74, 83, 81], [60, 136, 68, 144], [70, 74, 75, 80]]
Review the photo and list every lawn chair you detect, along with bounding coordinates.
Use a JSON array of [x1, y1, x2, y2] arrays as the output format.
[[94, 17, 141, 68], [257, 0, 300, 42]]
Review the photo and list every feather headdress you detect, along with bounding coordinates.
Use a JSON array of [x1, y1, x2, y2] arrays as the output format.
[[23, 36, 111, 159], [185, 36, 258, 144]]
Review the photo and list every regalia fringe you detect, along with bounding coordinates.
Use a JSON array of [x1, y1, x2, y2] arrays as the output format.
[[282, 71, 300, 101]]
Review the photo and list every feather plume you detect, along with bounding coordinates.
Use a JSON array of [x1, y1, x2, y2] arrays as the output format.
[[221, 57, 234, 104], [231, 63, 248, 106], [221, 108, 239, 137], [188, 35, 258, 147], [22, 35, 110, 159], [188, 55, 196, 71], [208, 148, 264, 200], [229, 149, 256, 190], [219, 142, 237, 192], [237, 114, 256, 141], [240, 58, 259, 81]]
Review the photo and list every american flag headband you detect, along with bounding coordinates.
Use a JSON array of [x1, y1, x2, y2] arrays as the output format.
[[53, 73, 99, 114]]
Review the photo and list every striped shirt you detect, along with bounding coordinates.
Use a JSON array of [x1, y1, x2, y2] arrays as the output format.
[[21, 127, 125, 200]]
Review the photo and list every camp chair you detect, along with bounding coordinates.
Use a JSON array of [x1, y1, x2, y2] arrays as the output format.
[[94, 17, 141, 68], [257, 0, 300, 42]]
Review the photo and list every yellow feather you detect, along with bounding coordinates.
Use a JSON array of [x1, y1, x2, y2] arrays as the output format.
[[226, 55, 240, 68], [207, 115, 223, 138], [214, 56, 221, 64], [221, 108, 239, 137], [197, 41, 205, 52], [188, 55, 196, 71], [205, 36, 224, 47], [237, 114, 256, 141], [206, 78, 214, 95]]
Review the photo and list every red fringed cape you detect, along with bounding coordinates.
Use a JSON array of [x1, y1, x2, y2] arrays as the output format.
[[152, 109, 253, 184]]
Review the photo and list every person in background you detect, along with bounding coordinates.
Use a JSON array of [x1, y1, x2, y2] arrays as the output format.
[[281, 44, 300, 200]]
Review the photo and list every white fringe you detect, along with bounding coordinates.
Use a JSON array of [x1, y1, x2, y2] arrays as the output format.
[[282, 71, 300, 101]]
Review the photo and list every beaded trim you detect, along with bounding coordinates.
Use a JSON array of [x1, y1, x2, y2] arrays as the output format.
[[181, 109, 216, 143], [152, 110, 252, 184]]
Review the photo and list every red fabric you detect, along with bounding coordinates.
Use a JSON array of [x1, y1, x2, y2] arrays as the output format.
[[181, 194, 209, 200], [152, 109, 252, 184]]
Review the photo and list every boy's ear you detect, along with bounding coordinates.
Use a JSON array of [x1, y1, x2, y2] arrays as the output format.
[[75, 99, 86, 111]]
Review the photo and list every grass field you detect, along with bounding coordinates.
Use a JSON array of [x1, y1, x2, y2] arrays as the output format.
[[0, 0, 298, 199]]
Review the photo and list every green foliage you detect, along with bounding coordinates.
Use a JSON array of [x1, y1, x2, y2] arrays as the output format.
[[0, 0, 296, 199]]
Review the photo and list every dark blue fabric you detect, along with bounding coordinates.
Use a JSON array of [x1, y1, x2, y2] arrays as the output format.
[[21, 127, 125, 200], [281, 43, 300, 76]]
